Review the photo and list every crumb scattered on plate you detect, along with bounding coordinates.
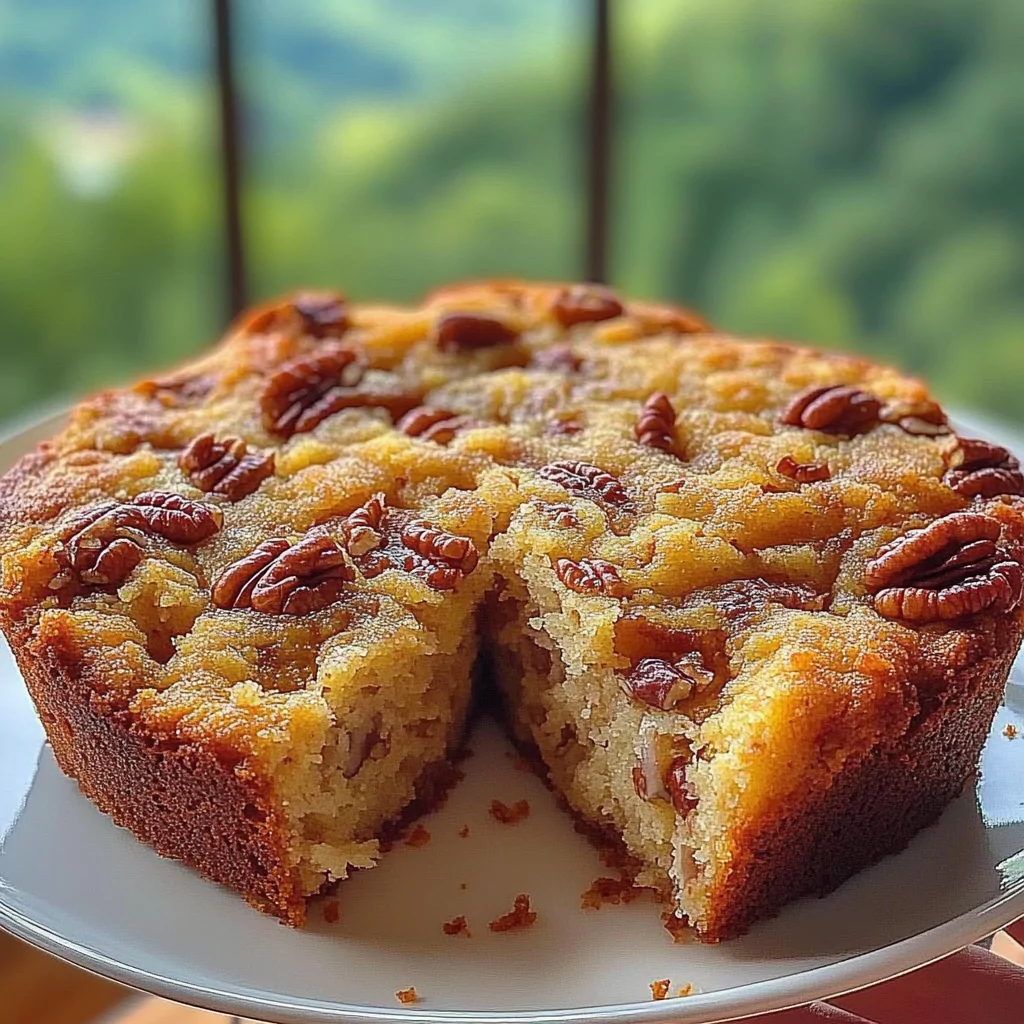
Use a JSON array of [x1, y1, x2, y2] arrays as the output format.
[[649, 980, 671, 1001], [1005, 723, 1018, 739], [458, 824, 470, 838], [396, 987, 420, 1005], [662, 911, 690, 943], [442, 914, 471, 937], [460, 882, 467, 890], [404, 824, 431, 848], [322, 899, 340, 924], [677, 983, 694, 997], [490, 798, 530, 824], [489, 893, 537, 932], [581, 875, 647, 910]]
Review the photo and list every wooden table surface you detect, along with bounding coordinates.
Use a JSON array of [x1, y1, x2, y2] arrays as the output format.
[[2, 926, 1023, 1024]]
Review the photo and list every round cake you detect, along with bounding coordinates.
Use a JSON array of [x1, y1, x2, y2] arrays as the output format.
[[0, 279, 1021, 941]]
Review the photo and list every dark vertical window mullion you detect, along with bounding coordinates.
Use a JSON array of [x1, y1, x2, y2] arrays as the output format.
[[212, 0, 247, 319], [584, 0, 613, 284]]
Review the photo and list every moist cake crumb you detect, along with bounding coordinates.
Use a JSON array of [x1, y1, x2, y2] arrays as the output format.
[[404, 825, 431, 848], [442, 915, 471, 937], [649, 980, 671, 1001], [489, 799, 530, 825], [489, 894, 537, 932], [396, 987, 419, 1005]]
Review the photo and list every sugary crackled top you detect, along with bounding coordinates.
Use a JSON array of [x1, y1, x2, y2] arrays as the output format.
[[1, 279, 1023, 776]]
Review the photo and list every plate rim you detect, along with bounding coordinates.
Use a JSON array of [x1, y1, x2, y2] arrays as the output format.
[[1, 406, 1023, 1024]]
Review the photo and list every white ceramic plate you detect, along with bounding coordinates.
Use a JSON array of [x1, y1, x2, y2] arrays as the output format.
[[1, 412, 1024, 1024]]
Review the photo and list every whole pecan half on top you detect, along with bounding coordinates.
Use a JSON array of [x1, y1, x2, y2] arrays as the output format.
[[53, 492, 222, 587], [260, 343, 365, 437], [555, 557, 626, 597], [399, 520, 480, 590], [781, 385, 881, 436], [397, 406, 476, 446], [550, 284, 624, 328], [241, 291, 349, 339], [879, 398, 950, 437], [636, 392, 680, 455], [212, 530, 354, 614], [538, 460, 629, 507], [865, 511, 1024, 622], [436, 312, 518, 352], [179, 433, 275, 501], [944, 437, 1024, 500]]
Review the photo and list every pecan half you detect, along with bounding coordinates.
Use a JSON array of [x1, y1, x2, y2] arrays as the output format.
[[550, 284, 624, 327], [621, 656, 713, 711], [212, 530, 353, 614], [538, 460, 629, 506], [260, 344, 365, 437], [556, 557, 625, 597], [436, 312, 518, 352], [53, 493, 221, 587], [880, 398, 950, 437], [865, 511, 1023, 622], [179, 433, 275, 500], [400, 521, 479, 590], [781, 385, 881, 436], [944, 437, 1024, 499], [243, 291, 349, 338], [777, 455, 831, 483], [636, 392, 679, 454], [396, 406, 475, 445], [341, 494, 386, 558], [665, 756, 697, 816], [532, 345, 582, 373]]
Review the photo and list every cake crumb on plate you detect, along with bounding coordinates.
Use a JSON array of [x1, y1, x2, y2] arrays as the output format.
[[404, 824, 431, 848], [396, 987, 420, 1005], [443, 915, 471, 937], [489, 894, 537, 932], [490, 798, 530, 824], [1005, 723, 1018, 739], [649, 980, 671, 1000], [458, 824, 470, 838]]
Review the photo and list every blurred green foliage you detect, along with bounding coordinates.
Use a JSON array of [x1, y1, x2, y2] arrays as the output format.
[[0, 0, 1022, 423]]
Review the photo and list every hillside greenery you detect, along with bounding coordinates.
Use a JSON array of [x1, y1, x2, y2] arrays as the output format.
[[1, 0, 1023, 423]]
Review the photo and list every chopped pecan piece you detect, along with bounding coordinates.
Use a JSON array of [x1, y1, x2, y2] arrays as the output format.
[[212, 530, 353, 614], [260, 344, 365, 437], [551, 284, 624, 327], [400, 521, 479, 590], [776, 455, 831, 483], [636, 392, 679, 454], [621, 656, 713, 711], [944, 437, 1024, 499], [397, 406, 475, 445], [556, 557, 625, 597], [179, 433, 275, 500], [781, 385, 881, 436], [865, 511, 1023, 622], [436, 312, 518, 352], [538, 460, 629, 506], [544, 503, 579, 529], [341, 493, 386, 558], [665, 756, 697, 816]]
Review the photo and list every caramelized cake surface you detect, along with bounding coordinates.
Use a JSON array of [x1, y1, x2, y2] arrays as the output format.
[[1, 280, 1021, 939]]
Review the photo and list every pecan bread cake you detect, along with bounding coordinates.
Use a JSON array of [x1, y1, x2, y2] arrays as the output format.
[[1, 280, 1022, 942]]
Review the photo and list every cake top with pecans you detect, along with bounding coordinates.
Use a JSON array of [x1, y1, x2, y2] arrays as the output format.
[[1, 278, 1022, 755]]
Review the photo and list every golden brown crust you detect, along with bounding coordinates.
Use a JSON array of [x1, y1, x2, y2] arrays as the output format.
[[694, 616, 1019, 940]]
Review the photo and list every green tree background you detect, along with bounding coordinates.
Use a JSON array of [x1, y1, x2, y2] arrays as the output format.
[[1, 0, 1022, 423]]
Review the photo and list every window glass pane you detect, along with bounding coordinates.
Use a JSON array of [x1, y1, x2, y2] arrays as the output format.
[[615, 1, 1024, 424], [240, 0, 585, 304], [0, 0, 220, 425]]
